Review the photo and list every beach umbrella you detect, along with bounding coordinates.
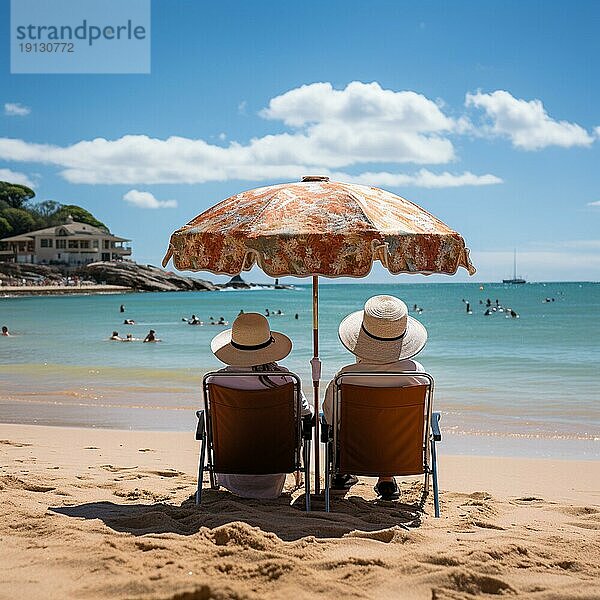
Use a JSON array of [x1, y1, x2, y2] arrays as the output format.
[[162, 176, 475, 493]]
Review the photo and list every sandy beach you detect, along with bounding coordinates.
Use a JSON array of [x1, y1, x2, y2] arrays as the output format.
[[1, 423, 598, 600]]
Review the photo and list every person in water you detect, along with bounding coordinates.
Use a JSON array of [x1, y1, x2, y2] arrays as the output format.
[[189, 314, 201, 325], [120, 304, 125, 313], [143, 329, 159, 342], [110, 331, 122, 341], [123, 319, 135, 325], [1, 326, 10, 336]]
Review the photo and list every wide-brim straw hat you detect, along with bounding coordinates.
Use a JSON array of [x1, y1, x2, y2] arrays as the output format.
[[338, 295, 427, 364], [211, 312, 292, 367]]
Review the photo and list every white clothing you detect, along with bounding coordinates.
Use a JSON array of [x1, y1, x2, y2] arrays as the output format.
[[323, 358, 426, 425], [207, 364, 311, 499]]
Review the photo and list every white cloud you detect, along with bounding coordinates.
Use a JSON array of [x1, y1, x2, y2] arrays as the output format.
[[0, 82, 503, 188], [4, 103, 31, 117], [0, 167, 35, 188], [331, 168, 502, 188], [123, 189, 177, 209], [466, 90, 595, 150], [587, 200, 600, 207]]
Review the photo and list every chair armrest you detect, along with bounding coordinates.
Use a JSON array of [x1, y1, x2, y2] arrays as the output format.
[[320, 412, 331, 443], [302, 414, 314, 441], [195, 410, 206, 441], [431, 411, 441, 442]]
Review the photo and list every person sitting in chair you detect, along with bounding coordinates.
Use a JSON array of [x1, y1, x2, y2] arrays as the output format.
[[323, 295, 428, 500], [209, 312, 312, 499]]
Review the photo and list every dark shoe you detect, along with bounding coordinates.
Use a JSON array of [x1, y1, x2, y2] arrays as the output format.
[[374, 479, 399, 500], [331, 473, 358, 490]]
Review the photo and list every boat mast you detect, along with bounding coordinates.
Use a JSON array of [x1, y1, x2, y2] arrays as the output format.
[[513, 248, 517, 279]]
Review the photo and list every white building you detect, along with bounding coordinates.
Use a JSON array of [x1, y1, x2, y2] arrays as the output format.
[[0, 216, 131, 265]]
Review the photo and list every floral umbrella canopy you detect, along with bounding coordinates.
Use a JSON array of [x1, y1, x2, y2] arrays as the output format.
[[163, 176, 475, 492]]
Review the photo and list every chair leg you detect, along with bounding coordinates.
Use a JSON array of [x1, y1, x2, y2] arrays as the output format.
[[324, 440, 330, 513], [430, 438, 440, 517], [304, 440, 311, 512], [196, 436, 206, 506]]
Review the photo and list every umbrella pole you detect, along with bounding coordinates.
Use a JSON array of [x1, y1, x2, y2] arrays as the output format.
[[311, 275, 321, 495]]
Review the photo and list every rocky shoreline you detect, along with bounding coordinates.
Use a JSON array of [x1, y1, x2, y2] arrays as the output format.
[[0, 261, 294, 294], [0, 261, 216, 293]]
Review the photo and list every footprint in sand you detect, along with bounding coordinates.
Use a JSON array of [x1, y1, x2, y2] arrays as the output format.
[[0, 440, 32, 447]]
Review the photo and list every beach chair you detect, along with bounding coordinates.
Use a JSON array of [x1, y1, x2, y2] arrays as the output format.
[[195, 371, 313, 511], [321, 371, 441, 517]]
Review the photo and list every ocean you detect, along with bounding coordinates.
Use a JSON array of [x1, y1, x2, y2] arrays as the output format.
[[1, 282, 599, 459]]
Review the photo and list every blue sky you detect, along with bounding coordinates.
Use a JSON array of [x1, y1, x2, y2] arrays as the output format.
[[1, 0, 599, 282]]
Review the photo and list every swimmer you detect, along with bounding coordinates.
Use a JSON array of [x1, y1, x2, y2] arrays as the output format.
[[217, 317, 228, 325], [122, 333, 135, 342], [143, 329, 159, 343], [486, 299, 491, 307], [484, 309, 491, 316], [110, 331, 122, 341], [276, 309, 283, 315], [1, 326, 9, 336], [189, 314, 201, 325], [265, 309, 270, 317], [294, 313, 299, 320], [466, 302, 472, 314], [238, 309, 244, 316], [123, 319, 135, 325], [510, 309, 519, 318], [119, 304, 125, 313]]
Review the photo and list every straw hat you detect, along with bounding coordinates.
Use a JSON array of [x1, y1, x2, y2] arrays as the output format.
[[338, 295, 427, 364], [211, 312, 292, 367]]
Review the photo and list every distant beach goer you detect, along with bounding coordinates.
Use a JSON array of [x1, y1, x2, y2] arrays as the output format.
[[110, 331, 122, 341], [120, 304, 125, 313], [1, 326, 9, 336], [189, 314, 201, 325], [486, 299, 492, 307], [323, 295, 428, 500], [276, 309, 283, 315], [238, 309, 244, 316], [484, 309, 492, 316], [143, 329, 158, 343], [294, 313, 299, 320], [265, 309, 270, 317], [466, 302, 472, 314], [123, 333, 135, 342], [208, 312, 312, 499], [510, 309, 519, 318], [123, 319, 135, 325], [217, 317, 227, 325]]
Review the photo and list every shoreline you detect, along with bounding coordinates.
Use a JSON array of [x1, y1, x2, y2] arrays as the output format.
[[1, 284, 132, 297]]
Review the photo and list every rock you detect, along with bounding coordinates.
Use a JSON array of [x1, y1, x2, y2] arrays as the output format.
[[223, 274, 251, 289], [80, 262, 217, 292]]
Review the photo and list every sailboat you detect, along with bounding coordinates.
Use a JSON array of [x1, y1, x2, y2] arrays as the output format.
[[503, 249, 526, 284]]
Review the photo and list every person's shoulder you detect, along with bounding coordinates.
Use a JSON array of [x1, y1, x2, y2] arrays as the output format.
[[398, 358, 425, 372]]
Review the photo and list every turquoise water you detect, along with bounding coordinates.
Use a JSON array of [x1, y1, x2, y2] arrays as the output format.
[[1, 282, 599, 458]]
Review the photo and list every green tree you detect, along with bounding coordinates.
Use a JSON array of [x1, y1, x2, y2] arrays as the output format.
[[31, 200, 61, 220], [0, 208, 36, 236], [0, 216, 13, 238], [50, 205, 109, 232], [0, 182, 35, 209]]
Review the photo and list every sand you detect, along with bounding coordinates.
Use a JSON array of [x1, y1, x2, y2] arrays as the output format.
[[0, 424, 599, 600]]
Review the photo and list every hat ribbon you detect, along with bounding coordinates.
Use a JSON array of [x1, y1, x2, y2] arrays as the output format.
[[361, 324, 406, 342], [230, 335, 275, 351]]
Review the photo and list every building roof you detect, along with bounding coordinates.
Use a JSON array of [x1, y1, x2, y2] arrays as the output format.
[[0, 220, 130, 243]]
